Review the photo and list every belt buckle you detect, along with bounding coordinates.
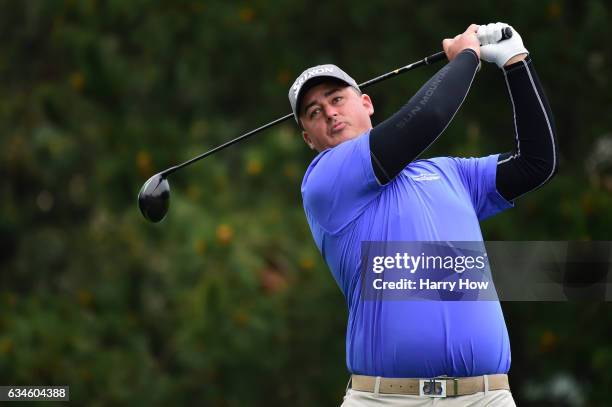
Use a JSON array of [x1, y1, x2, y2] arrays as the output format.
[[419, 378, 447, 397]]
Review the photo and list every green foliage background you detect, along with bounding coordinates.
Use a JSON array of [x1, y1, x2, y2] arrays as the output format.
[[1, 0, 611, 405]]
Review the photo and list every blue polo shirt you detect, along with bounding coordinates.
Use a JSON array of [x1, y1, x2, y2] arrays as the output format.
[[301, 131, 514, 378]]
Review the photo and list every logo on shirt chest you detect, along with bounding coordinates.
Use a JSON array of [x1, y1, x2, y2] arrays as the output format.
[[410, 172, 440, 182]]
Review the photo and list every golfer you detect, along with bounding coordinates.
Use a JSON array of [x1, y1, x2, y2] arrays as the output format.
[[288, 23, 558, 406]]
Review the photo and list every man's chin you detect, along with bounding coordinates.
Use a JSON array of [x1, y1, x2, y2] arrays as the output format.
[[321, 129, 363, 150]]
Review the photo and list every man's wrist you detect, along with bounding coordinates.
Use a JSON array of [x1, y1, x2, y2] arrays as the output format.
[[504, 53, 528, 67], [459, 48, 480, 64]]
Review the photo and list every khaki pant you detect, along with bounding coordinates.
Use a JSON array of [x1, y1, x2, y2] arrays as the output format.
[[341, 388, 517, 406]]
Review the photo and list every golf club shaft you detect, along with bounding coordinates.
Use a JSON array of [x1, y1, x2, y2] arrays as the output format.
[[159, 27, 514, 178], [358, 51, 447, 90], [161, 51, 449, 177]]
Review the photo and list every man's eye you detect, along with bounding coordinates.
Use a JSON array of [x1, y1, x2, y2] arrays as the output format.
[[332, 96, 343, 103], [310, 108, 321, 118]]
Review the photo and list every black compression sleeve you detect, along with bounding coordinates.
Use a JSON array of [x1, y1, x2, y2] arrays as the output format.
[[496, 57, 559, 201], [369, 49, 479, 184]]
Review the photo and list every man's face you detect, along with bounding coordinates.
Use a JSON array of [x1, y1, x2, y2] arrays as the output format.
[[299, 81, 374, 152]]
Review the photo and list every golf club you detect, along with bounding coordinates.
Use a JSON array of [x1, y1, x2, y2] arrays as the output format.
[[138, 27, 513, 223]]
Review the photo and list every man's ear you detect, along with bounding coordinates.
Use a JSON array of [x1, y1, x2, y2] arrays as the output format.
[[302, 131, 315, 150], [362, 93, 374, 117]]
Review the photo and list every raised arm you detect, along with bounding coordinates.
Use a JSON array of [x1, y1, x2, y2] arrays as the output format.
[[369, 24, 482, 184], [477, 23, 559, 200]]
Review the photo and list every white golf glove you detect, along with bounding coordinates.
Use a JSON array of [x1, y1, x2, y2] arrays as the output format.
[[478, 22, 529, 68]]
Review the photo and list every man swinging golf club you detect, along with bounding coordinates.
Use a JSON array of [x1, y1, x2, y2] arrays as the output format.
[[289, 23, 558, 406]]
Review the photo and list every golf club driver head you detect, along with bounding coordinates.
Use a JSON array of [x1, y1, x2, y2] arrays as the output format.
[[138, 173, 170, 223]]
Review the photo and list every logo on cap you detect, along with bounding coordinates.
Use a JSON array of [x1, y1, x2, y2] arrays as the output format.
[[291, 66, 336, 98]]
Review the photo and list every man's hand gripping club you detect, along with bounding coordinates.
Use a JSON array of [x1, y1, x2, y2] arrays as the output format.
[[442, 23, 529, 68], [478, 22, 529, 67]]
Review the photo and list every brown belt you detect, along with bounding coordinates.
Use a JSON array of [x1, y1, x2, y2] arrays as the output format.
[[351, 374, 510, 397]]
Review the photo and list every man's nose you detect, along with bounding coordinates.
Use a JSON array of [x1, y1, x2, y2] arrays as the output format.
[[324, 104, 339, 119]]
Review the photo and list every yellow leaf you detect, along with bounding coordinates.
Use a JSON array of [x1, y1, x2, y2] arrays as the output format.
[[216, 224, 234, 245]]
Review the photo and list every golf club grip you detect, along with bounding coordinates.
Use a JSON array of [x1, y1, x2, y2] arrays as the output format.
[[501, 27, 513, 40], [430, 27, 512, 64], [424, 52, 447, 65]]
